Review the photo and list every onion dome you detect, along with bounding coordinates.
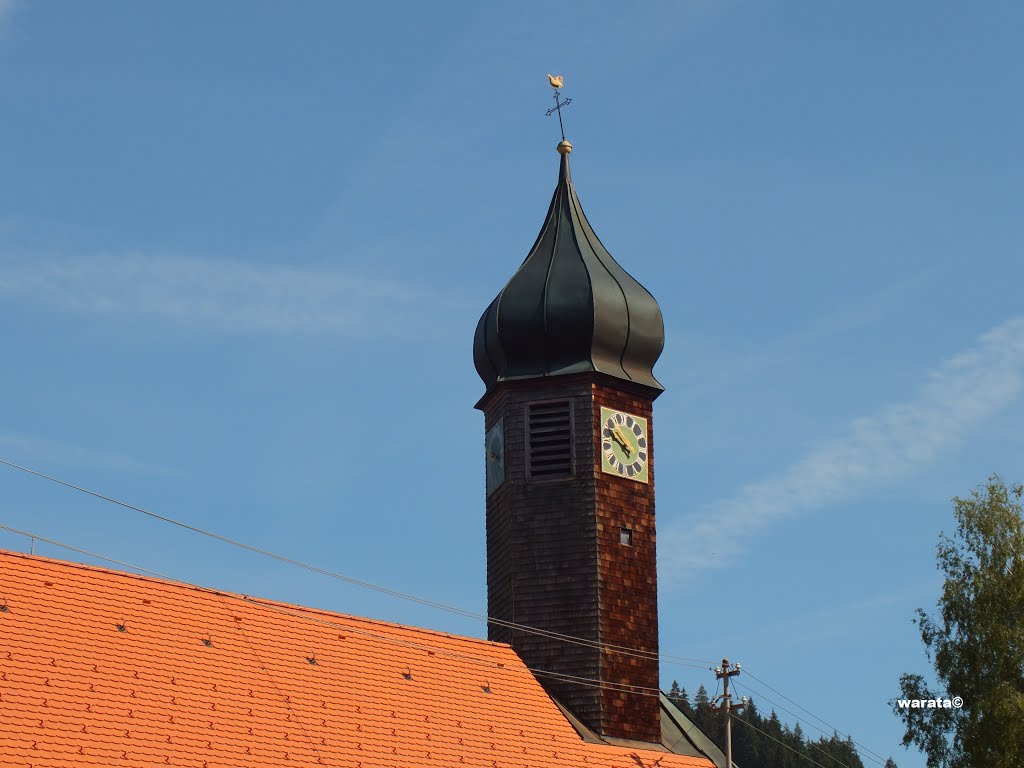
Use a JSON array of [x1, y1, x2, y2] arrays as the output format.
[[474, 142, 665, 395]]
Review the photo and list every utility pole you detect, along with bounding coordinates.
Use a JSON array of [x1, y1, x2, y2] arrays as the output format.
[[713, 658, 746, 768]]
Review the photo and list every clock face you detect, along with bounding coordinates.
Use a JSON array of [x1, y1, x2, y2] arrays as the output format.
[[485, 419, 505, 496], [600, 407, 649, 483]]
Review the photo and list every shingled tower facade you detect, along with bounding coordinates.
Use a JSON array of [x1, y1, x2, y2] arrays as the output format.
[[473, 140, 665, 743]]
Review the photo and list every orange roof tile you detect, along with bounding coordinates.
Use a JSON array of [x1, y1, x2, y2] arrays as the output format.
[[0, 550, 714, 768]]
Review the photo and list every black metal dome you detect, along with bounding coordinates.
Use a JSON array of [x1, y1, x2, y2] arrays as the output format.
[[473, 146, 665, 395]]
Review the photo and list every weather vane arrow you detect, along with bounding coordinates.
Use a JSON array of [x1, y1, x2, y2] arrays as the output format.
[[545, 74, 572, 142]]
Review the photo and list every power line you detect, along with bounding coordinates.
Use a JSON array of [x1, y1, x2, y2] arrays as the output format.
[[669, 673, 884, 768], [734, 680, 873, 768], [0, 522, 178, 580], [232, 616, 331, 766], [738, 670, 889, 767], [0, 522, 668, 700], [2, 524, 893, 768], [0, 457, 716, 669], [732, 678, 885, 768], [728, 713, 837, 768], [713, 659, 744, 768], [251, 591, 667, 696], [0, 524, 683, 768], [0, 458, 892, 764]]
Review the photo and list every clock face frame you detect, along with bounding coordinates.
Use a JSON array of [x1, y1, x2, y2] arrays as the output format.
[[599, 407, 649, 483], [485, 418, 505, 496]]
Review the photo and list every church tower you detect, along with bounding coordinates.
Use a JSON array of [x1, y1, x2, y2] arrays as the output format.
[[474, 136, 666, 743]]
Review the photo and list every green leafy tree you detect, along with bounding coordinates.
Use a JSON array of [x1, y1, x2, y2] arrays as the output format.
[[894, 475, 1024, 767]]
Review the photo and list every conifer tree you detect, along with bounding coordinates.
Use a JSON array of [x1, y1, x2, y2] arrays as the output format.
[[694, 684, 709, 706], [677, 687, 690, 710], [668, 684, 886, 767], [668, 680, 689, 711]]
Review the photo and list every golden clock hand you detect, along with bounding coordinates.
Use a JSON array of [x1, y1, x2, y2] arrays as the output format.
[[611, 427, 632, 457]]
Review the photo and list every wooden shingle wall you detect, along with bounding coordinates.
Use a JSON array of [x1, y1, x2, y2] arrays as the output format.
[[482, 372, 661, 743]]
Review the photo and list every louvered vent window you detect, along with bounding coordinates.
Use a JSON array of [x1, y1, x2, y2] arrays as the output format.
[[527, 400, 573, 479]]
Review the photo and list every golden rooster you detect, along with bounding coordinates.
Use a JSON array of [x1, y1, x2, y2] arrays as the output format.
[[547, 74, 564, 90]]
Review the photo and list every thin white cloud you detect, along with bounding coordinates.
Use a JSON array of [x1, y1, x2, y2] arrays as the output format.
[[0, 432, 175, 477], [755, 586, 928, 649], [666, 270, 930, 402], [0, 254, 428, 335], [661, 315, 1024, 579], [0, 0, 16, 40]]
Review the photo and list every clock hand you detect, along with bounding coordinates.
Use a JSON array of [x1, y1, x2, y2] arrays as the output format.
[[611, 427, 632, 458]]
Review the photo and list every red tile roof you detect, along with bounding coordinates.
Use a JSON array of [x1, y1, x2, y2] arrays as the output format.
[[0, 550, 714, 768]]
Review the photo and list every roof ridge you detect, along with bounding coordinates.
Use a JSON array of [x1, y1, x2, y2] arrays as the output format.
[[0, 547, 507, 650]]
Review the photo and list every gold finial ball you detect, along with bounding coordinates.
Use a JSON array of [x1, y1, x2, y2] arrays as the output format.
[[556, 140, 573, 155]]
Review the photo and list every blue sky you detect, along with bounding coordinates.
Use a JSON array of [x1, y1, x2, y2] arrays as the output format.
[[1, 2, 1022, 766]]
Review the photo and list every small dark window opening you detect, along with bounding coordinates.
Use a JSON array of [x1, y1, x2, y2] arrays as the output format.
[[527, 400, 573, 479], [620, 528, 633, 546]]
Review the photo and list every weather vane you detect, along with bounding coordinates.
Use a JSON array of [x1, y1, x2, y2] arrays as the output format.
[[545, 74, 572, 142]]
